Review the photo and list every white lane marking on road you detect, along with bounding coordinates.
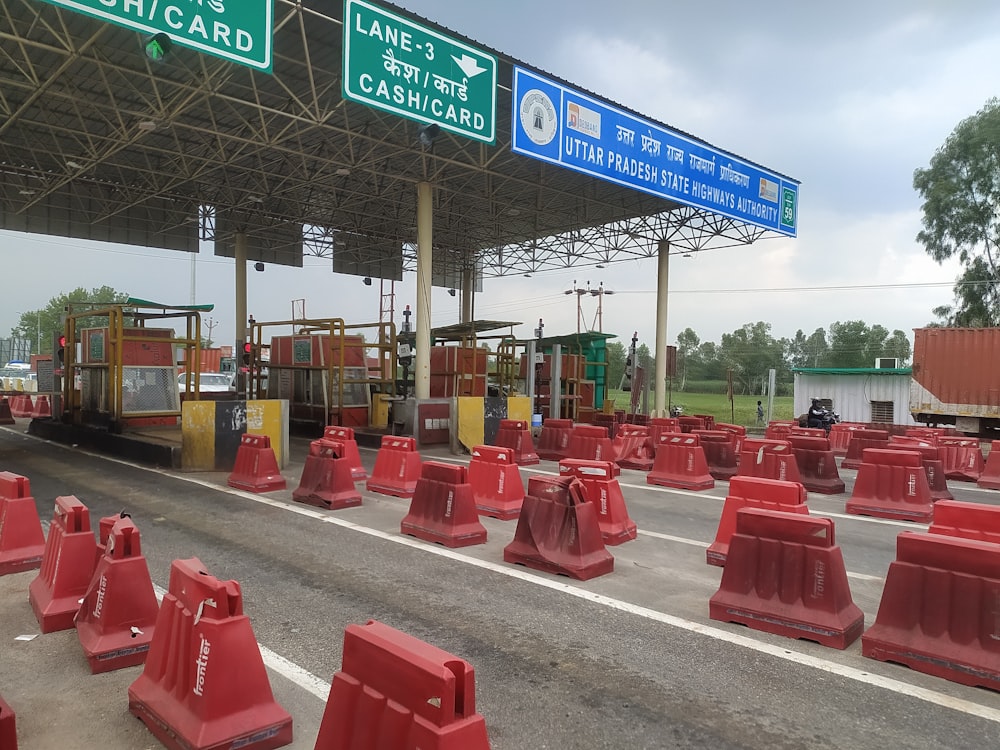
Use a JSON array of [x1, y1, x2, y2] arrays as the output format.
[[151, 584, 332, 701], [14, 432, 993, 722]]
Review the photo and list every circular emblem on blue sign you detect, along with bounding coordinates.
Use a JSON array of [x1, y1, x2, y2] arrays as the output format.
[[519, 89, 558, 146]]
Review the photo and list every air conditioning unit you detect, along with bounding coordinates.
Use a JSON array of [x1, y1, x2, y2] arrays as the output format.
[[874, 358, 900, 369]]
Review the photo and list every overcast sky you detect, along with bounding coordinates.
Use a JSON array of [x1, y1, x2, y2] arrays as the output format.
[[3, 0, 995, 356]]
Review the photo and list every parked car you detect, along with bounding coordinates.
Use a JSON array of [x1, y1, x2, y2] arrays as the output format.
[[177, 372, 236, 393]]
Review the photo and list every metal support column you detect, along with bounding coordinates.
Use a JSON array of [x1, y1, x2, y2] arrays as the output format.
[[415, 182, 433, 400], [653, 240, 670, 416], [235, 232, 248, 396]]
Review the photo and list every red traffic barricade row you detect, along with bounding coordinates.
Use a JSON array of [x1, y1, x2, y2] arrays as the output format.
[[401, 462, 487, 548], [468, 445, 524, 521], [367, 436, 422, 498], [862, 531, 1000, 690], [0, 472, 45, 576], [828, 422, 866, 456], [565, 424, 618, 469], [494, 419, 539, 466], [889, 436, 953, 502], [227, 434, 286, 493], [845, 448, 933, 523], [710, 508, 864, 649], [128, 557, 292, 750], [503, 475, 614, 580], [76, 515, 159, 673], [559, 459, 637, 545], [28, 495, 99, 633], [314, 620, 491, 750], [646, 433, 714, 491], [706, 476, 809, 567]]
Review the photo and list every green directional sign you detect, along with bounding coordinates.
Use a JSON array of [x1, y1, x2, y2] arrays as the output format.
[[343, 0, 498, 144], [37, 0, 274, 73]]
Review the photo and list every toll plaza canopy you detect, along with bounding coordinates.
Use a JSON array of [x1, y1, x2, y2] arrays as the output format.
[[1, 0, 798, 414], [0, 0, 798, 284]]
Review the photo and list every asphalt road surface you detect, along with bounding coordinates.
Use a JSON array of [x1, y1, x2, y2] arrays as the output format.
[[2, 422, 1000, 749]]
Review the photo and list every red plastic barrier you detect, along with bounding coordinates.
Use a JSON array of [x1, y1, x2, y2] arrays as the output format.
[[789, 427, 826, 439], [691, 430, 738, 480], [0, 397, 14, 425], [714, 423, 746, 456], [937, 436, 984, 482], [862, 531, 1000, 690], [648, 417, 681, 445], [503, 475, 614, 580], [612, 424, 654, 471], [401, 462, 487, 548], [710, 508, 864, 649], [314, 620, 490, 750], [706, 476, 809, 566], [366, 436, 422, 498], [646, 433, 714, 491], [227, 434, 286, 493], [979, 441, 1000, 490], [736, 438, 802, 485], [841, 429, 889, 470], [787, 435, 844, 494], [763, 422, 794, 441], [494, 419, 539, 466], [565, 424, 618, 470], [536, 418, 574, 462], [928, 499, 1000, 544], [28, 495, 98, 633], [845, 448, 933, 522], [0, 694, 16, 750], [321, 426, 367, 481], [468, 445, 524, 520], [828, 422, 866, 455], [76, 516, 159, 673], [0, 472, 45, 576], [905, 426, 951, 439], [559, 459, 637, 545], [677, 416, 707, 433], [9, 395, 33, 418], [293, 441, 362, 510], [128, 557, 293, 750], [693, 414, 716, 431], [889, 437, 953, 501], [29, 394, 51, 419]]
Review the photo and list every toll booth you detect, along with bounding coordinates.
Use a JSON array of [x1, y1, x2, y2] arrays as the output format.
[[250, 318, 396, 432], [63, 301, 204, 431], [519, 333, 612, 422]]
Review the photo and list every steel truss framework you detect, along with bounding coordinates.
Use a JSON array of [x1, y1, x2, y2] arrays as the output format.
[[0, 0, 787, 285]]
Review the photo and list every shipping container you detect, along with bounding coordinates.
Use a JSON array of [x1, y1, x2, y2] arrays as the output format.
[[910, 327, 1000, 435]]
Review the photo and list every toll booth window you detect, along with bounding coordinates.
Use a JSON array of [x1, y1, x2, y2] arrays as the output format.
[[123, 366, 180, 413]]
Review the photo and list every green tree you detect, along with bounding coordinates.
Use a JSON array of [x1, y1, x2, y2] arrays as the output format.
[[786, 328, 829, 368], [675, 327, 700, 390], [826, 321, 911, 367], [913, 98, 1000, 325], [719, 321, 785, 394], [11, 286, 131, 354], [605, 340, 626, 390]]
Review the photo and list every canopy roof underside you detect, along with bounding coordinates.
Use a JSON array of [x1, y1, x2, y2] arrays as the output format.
[[0, 0, 787, 285]]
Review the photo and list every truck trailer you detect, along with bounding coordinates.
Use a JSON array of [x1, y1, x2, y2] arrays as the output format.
[[910, 327, 1000, 436]]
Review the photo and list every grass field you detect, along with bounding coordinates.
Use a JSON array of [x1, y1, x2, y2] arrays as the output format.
[[607, 389, 795, 428]]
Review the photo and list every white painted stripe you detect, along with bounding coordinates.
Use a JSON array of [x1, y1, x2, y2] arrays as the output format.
[[151, 584, 332, 701], [13, 430, 996, 723]]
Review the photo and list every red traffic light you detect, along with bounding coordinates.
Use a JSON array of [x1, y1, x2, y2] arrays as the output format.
[[58, 334, 66, 347], [244, 342, 252, 354]]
